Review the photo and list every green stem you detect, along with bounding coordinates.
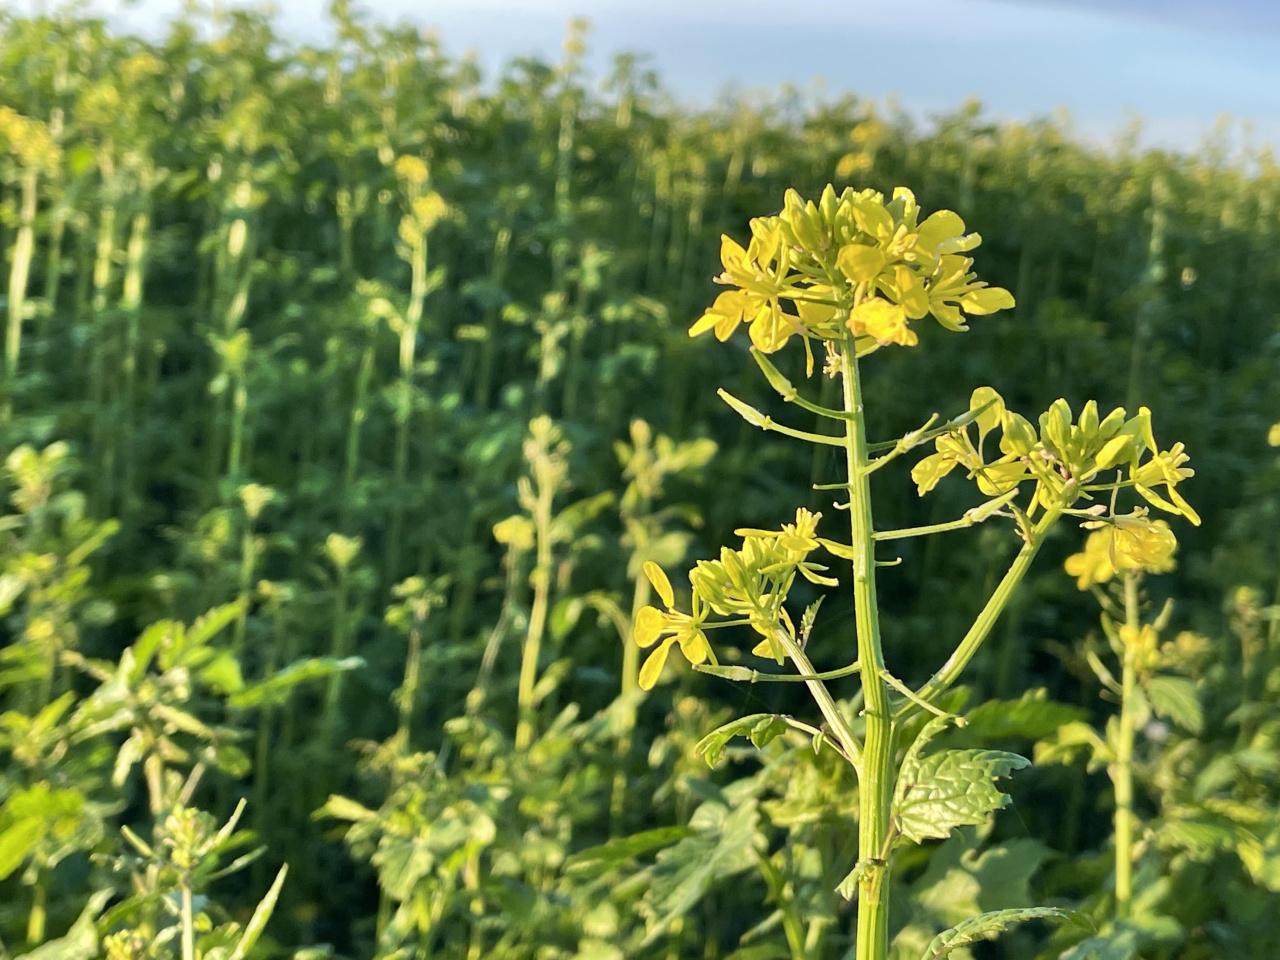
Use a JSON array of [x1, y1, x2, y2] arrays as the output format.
[[1114, 572, 1139, 920], [322, 566, 352, 738], [232, 526, 255, 656], [838, 339, 893, 960], [342, 337, 375, 531], [181, 881, 195, 960], [27, 873, 46, 946], [387, 231, 427, 584], [120, 176, 152, 515], [771, 629, 862, 771], [397, 614, 424, 742], [873, 514, 979, 541], [252, 603, 285, 891], [901, 503, 1065, 718], [3, 167, 37, 423], [228, 373, 248, 481], [515, 492, 553, 750]]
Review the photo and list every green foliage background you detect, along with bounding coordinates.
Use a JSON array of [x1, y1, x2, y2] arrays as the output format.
[[1, 4, 1279, 959]]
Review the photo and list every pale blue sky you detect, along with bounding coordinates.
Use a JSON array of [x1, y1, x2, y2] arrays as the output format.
[[88, 0, 1280, 153]]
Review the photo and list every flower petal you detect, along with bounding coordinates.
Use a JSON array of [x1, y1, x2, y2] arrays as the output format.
[[633, 605, 666, 648], [638, 636, 677, 690], [643, 561, 675, 609]]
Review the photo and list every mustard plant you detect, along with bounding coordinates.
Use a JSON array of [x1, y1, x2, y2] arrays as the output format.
[[634, 184, 1200, 959]]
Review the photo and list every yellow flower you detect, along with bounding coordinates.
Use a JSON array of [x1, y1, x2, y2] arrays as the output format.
[[1064, 530, 1118, 589], [1130, 441, 1199, 526], [1111, 513, 1178, 572], [634, 561, 711, 690], [849, 298, 917, 347], [689, 235, 797, 352]]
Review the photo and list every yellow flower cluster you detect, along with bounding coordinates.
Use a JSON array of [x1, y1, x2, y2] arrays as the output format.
[[912, 388, 1199, 530], [632, 509, 837, 689], [689, 185, 1015, 361]]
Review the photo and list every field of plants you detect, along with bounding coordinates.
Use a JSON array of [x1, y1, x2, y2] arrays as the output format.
[[2, 4, 1280, 959]]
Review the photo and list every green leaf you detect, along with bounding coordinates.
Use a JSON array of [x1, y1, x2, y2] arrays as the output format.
[[911, 834, 1052, 926], [921, 906, 1090, 959], [229, 864, 288, 960], [186, 601, 247, 649], [962, 690, 1088, 741], [314, 794, 377, 823], [1034, 720, 1111, 770], [695, 714, 791, 767], [894, 744, 1030, 844], [565, 826, 694, 876], [228, 657, 364, 709], [640, 799, 762, 946], [0, 817, 42, 881], [1144, 675, 1202, 734]]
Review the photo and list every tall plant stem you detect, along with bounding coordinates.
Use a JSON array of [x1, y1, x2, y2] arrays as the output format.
[[27, 873, 46, 946], [89, 164, 118, 513], [515, 492, 553, 750], [181, 882, 196, 960], [387, 231, 428, 583], [1114, 572, 1140, 920], [3, 167, 37, 423], [322, 565, 352, 739], [119, 174, 152, 515], [252, 602, 286, 891], [342, 335, 375, 532], [397, 611, 425, 742], [838, 339, 893, 960]]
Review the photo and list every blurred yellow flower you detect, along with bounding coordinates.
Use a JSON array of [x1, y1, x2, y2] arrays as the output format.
[[1064, 514, 1177, 589]]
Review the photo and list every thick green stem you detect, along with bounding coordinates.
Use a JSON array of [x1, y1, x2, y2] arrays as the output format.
[[1114, 573, 1139, 920], [838, 341, 893, 960]]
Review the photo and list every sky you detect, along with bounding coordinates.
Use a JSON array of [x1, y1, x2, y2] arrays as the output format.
[[84, 0, 1280, 154]]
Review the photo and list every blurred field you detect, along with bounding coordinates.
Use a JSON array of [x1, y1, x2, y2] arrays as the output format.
[[1, 4, 1279, 959]]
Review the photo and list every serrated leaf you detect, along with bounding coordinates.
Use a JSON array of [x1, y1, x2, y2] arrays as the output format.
[[1144, 675, 1202, 734], [921, 906, 1090, 959], [695, 714, 790, 767], [894, 745, 1029, 844]]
